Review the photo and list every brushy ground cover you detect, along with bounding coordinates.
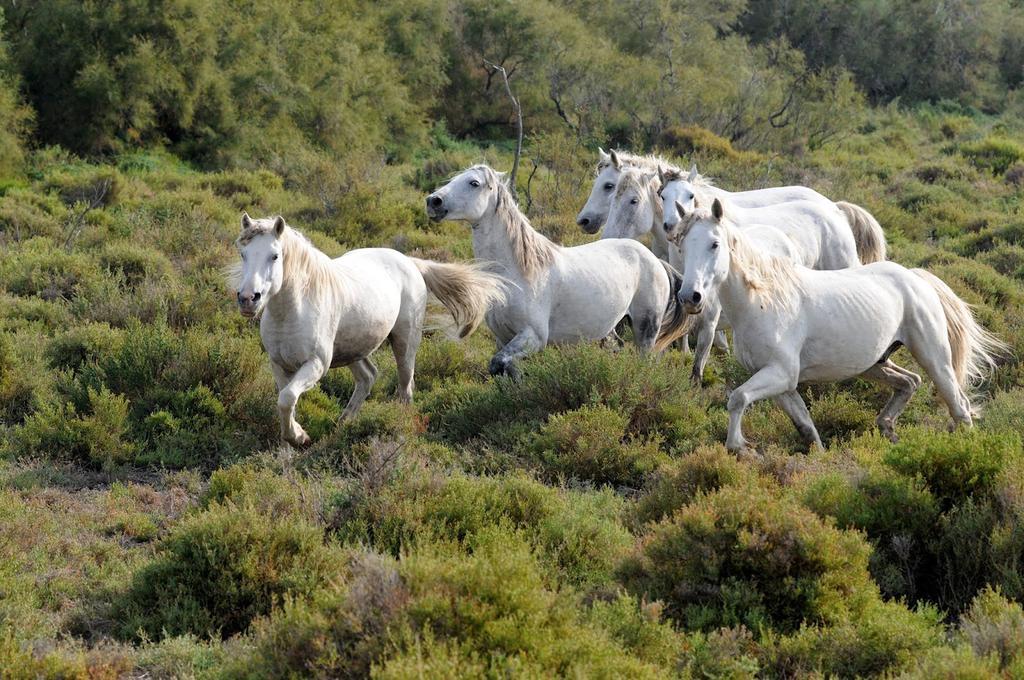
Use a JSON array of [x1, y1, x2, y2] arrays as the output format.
[[0, 107, 1023, 677]]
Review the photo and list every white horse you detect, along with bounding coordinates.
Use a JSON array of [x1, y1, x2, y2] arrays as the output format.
[[425, 164, 690, 377], [659, 165, 886, 266], [675, 199, 1004, 452], [232, 214, 505, 447], [577, 149, 887, 265]]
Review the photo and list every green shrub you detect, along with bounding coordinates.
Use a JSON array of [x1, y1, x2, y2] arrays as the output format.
[[763, 599, 945, 678], [62, 322, 276, 467], [660, 125, 764, 162], [45, 323, 125, 371], [203, 464, 310, 520], [332, 469, 632, 586], [959, 136, 1024, 174], [115, 502, 343, 641], [680, 626, 761, 679], [98, 241, 175, 287], [799, 465, 940, 600], [883, 429, 1022, 510], [619, 485, 876, 633], [956, 587, 1024, 670], [530, 405, 667, 488], [423, 344, 703, 454], [11, 387, 135, 470], [226, 552, 408, 678], [633, 446, 754, 527], [389, 528, 669, 678]]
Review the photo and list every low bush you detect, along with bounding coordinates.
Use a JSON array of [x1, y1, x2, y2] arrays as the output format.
[[762, 599, 945, 678], [959, 136, 1024, 174], [529, 405, 667, 488], [386, 527, 670, 678], [882, 429, 1021, 510], [114, 502, 343, 641], [619, 484, 876, 633], [956, 587, 1024, 670], [633, 446, 755, 527], [423, 344, 706, 455], [331, 468, 632, 586], [226, 552, 408, 678]]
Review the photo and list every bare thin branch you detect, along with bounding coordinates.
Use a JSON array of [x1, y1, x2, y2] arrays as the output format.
[[483, 58, 523, 201]]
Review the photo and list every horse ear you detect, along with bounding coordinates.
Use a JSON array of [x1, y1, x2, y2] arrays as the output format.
[[241, 212, 253, 229], [598, 147, 610, 162], [688, 164, 698, 182], [610, 150, 621, 169], [712, 198, 724, 221], [657, 165, 666, 188], [273, 216, 286, 237]]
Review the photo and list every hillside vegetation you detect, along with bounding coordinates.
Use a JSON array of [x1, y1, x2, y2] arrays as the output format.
[[1, 1, 1023, 677]]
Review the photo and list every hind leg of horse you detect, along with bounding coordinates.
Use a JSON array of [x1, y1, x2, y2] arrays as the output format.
[[726, 363, 795, 453], [341, 358, 378, 420], [861, 361, 922, 442], [490, 327, 544, 379], [907, 338, 973, 429], [390, 321, 422, 405], [274, 358, 327, 447], [773, 390, 822, 450]]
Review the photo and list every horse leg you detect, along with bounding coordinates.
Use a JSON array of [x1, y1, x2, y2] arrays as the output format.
[[861, 361, 921, 442], [276, 358, 327, 447], [713, 330, 729, 352], [489, 328, 544, 380], [390, 322, 422, 405], [341, 358, 378, 420], [690, 301, 722, 385], [907, 338, 973, 430], [772, 390, 823, 451], [726, 364, 794, 453]]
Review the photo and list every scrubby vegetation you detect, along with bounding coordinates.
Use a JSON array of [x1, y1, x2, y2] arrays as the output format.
[[0, 0, 1023, 676]]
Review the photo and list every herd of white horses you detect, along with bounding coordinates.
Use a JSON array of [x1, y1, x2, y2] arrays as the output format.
[[233, 149, 1005, 454]]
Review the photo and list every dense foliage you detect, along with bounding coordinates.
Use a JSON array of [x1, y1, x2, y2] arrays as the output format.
[[1, 0, 1023, 676]]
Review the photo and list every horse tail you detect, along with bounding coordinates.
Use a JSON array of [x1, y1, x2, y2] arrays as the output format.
[[836, 201, 887, 264], [912, 269, 1006, 389], [654, 260, 695, 352], [411, 259, 507, 338]]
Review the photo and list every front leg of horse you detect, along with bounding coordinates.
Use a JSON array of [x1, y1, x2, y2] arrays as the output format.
[[489, 328, 544, 380], [690, 304, 722, 385], [341, 358, 378, 420], [726, 364, 794, 454], [276, 358, 327, 448]]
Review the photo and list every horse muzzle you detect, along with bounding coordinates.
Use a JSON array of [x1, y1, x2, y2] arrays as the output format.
[[426, 195, 448, 222], [577, 214, 601, 234]]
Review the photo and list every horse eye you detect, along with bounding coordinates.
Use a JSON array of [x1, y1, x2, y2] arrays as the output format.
[[271, 254, 279, 261], [630, 198, 639, 205], [711, 241, 719, 250], [604, 183, 614, 191], [469, 180, 480, 188]]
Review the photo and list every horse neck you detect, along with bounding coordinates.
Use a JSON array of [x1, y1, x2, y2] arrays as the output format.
[[265, 233, 335, 321], [472, 212, 519, 271], [472, 196, 554, 283]]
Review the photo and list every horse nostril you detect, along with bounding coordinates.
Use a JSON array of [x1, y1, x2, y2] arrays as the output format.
[[428, 195, 443, 209], [692, 291, 702, 305], [577, 217, 590, 227], [663, 222, 671, 232], [252, 292, 261, 302]]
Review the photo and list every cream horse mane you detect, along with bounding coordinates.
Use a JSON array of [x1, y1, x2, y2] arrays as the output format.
[[471, 164, 558, 284], [597, 150, 675, 174], [658, 165, 717, 192], [232, 218, 346, 305], [613, 165, 658, 199], [680, 206, 801, 309]]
